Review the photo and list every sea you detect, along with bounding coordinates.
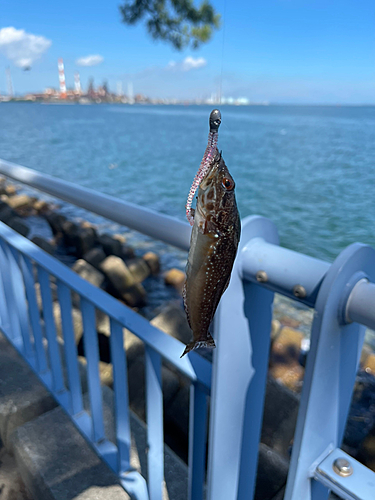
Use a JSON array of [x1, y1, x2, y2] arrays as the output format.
[[0, 103, 374, 334]]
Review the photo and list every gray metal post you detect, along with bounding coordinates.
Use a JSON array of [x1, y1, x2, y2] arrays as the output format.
[[284, 243, 375, 500]]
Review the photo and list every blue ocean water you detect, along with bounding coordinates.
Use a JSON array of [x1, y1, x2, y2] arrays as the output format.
[[0, 103, 374, 263]]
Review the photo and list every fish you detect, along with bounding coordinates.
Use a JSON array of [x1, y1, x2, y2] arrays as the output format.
[[181, 140, 241, 357]]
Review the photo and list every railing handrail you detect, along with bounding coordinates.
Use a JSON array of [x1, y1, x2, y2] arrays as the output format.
[[0, 222, 211, 390], [0, 159, 191, 251]]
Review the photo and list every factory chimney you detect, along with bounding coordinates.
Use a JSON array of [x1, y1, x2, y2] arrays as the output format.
[[6, 67, 13, 97], [74, 72, 81, 95], [58, 58, 67, 99]]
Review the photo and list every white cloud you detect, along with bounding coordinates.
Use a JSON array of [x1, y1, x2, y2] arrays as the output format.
[[0, 27, 51, 68], [182, 56, 207, 71], [167, 56, 207, 72], [76, 54, 103, 67]]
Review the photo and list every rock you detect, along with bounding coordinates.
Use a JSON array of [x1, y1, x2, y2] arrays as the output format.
[[0, 204, 17, 224], [121, 283, 147, 308], [83, 247, 107, 269], [127, 258, 151, 283], [143, 252, 160, 275], [124, 329, 144, 365], [5, 184, 17, 196], [44, 212, 67, 236], [61, 220, 80, 248], [344, 371, 375, 453], [33, 199, 50, 214], [113, 233, 127, 244], [279, 315, 301, 329], [255, 444, 289, 500], [74, 226, 97, 257], [120, 244, 135, 260], [72, 259, 105, 288], [5, 194, 31, 210], [151, 302, 191, 345], [261, 376, 299, 457], [100, 256, 135, 294], [270, 326, 304, 365], [53, 302, 83, 344], [269, 362, 304, 392], [98, 233, 123, 257], [7, 217, 29, 237], [271, 319, 281, 341], [362, 353, 375, 375], [164, 268, 185, 294], [31, 236, 55, 255]]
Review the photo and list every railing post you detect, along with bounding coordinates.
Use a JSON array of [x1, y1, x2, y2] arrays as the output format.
[[207, 215, 279, 500], [284, 243, 375, 500]]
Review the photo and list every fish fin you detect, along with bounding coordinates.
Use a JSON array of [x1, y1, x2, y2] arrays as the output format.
[[180, 333, 216, 358]]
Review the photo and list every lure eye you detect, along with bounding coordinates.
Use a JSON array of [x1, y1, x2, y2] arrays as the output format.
[[222, 177, 234, 190]]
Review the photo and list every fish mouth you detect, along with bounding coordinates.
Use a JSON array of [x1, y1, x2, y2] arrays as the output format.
[[200, 150, 222, 189]]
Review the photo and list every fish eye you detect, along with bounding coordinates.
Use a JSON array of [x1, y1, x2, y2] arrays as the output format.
[[222, 177, 234, 190]]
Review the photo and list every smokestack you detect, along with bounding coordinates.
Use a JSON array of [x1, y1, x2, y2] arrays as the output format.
[[74, 72, 81, 95], [58, 58, 67, 99]]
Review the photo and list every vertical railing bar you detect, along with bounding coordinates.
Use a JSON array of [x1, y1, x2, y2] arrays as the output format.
[[0, 239, 22, 343], [19, 254, 48, 373], [80, 297, 105, 443], [188, 383, 208, 500], [8, 246, 33, 357], [57, 280, 84, 415], [37, 265, 65, 393], [0, 238, 11, 335], [109, 318, 131, 473], [145, 346, 164, 500]]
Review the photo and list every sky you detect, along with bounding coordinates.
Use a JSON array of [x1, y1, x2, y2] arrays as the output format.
[[0, 0, 374, 103]]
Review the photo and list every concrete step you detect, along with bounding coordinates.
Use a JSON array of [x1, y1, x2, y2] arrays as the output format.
[[11, 406, 130, 500]]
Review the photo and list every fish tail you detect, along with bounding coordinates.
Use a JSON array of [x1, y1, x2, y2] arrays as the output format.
[[180, 333, 216, 358]]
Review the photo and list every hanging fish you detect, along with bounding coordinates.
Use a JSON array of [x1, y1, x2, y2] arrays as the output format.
[[181, 110, 241, 357]]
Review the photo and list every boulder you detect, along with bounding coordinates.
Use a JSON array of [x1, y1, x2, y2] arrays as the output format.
[[269, 363, 304, 393], [61, 220, 79, 248], [74, 226, 97, 257], [100, 256, 135, 293], [270, 326, 304, 365], [113, 233, 127, 244], [0, 204, 17, 224], [31, 236, 55, 255], [5, 184, 17, 196], [83, 247, 107, 269], [254, 444, 289, 500], [143, 252, 160, 275], [45, 212, 67, 236], [33, 199, 51, 215], [53, 302, 83, 344], [261, 376, 299, 457], [120, 244, 135, 260], [7, 217, 29, 237], [121, 283, 147, 308], [98, 233, 123, 257], [6, 194, 31, 210], [164, 268, 185, 294], [72, 259, 105, 289], [127, 258, 151, 283], [151, 302, 191, 345]]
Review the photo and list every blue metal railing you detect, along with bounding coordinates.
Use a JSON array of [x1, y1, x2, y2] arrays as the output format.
[[1, 158, 375, 500]]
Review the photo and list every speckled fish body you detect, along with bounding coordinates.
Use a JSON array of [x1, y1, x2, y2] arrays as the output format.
[[181, 150, 241, 357]]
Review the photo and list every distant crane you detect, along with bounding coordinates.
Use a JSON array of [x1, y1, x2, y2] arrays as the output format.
[[74, 72, 81, 95], [6, 67, 13, 97], [58, 58, 67, 99]]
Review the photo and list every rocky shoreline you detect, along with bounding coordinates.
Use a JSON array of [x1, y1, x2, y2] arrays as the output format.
[[1, 175, 375, 496]]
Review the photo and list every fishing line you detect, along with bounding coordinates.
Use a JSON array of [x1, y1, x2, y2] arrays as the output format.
[[218, 0, 227, 105]]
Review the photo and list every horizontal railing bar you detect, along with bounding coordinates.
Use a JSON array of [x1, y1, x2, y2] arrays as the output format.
[[0, 222, 211, 390], [241, 238, 330, 307], [0, 159, 191, 251], [346, 279, 375, 331]]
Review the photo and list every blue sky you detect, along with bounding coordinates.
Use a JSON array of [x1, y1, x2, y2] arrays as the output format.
[[0, 0, 374, 103]]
